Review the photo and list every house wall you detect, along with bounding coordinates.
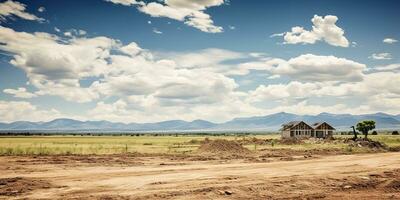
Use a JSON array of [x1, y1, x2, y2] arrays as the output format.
[[281, 130, 291, 138], [314, 123, 334, 138]]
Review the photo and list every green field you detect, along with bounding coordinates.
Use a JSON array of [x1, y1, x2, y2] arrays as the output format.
[[0, 134, 399, 155]]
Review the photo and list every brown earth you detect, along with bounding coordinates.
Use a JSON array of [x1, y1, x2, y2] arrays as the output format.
[[0, 152, 399, 199], [197, 139, 251, 155]]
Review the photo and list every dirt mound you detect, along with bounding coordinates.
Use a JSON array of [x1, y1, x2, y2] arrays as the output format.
[[346, 138, 387, 149], [198, 139, 251, 154], [0, 177, 52, 196]]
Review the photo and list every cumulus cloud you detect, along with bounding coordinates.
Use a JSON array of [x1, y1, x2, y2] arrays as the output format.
[[373, 63, 400, 72], [247, 70, 400, 116], [369, 53, 392, 60], [0, 26, 117, 102], [248, 81, 319, 102], [1, 24, 399, 122], [0, 100, 61, 122], [0, 0, 44, 22], [234, 54, 366, 82], [0, 26, 247, 120], [274, 54, 365, 81], [282, 15, 349, 47], [161, 48, 244, 69], [106, 0, 224, 33], [3, 87, 37, 98], [383, 38, 398, 44]]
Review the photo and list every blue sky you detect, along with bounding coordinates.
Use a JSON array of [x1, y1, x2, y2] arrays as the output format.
[[0, 0, 399, 123]]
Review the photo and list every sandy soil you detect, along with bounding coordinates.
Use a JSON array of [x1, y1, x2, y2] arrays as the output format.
[[0, 152, 400, 199]]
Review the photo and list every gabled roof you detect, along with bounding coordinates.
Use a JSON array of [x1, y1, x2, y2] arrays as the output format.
[[312, 122, 335, 130], [281, 121, 312, 131]]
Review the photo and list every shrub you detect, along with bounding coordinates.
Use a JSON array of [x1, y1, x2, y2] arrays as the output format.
[[392, 131, 399, 135], [372, 131, 378, 135]]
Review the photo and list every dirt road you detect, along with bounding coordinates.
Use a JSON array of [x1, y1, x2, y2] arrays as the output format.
[[1, 152, 400, 199]]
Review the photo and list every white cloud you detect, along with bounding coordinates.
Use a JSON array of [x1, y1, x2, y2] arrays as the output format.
[[270, 32, 285, 38], [0, 26, 117, 103], [234, 54, 366, 82], [228, 25, 235, 30], [383, 38, 398, 44], [78, 29, 87, 35], [38, 6, 45, 13], [64, 31, 72, 37], [106, 0, 224, 33], [120, 42, 142, 56], [153, 28, 162, 34], [267, 74, 280, 79], [0, 100, 61, 122], [369, 53, 392, 60], [161, 48, 244, 69], [3, 87, 37, 98], [247, 70, 400, 116], [0, 26, 247, 119], [105, 0, 144, 6], [1, 25, 399, 122], [274, 54, 365, 81], [54, 27, 60, 32], [248, 81, 319, 102], [373, 63, 400, 72], [283, 15, 349, 47], [0, 0, 44, 22]]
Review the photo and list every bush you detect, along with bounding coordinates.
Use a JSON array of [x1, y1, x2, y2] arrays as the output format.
[[392, 131, 399, 135], [372, 131, 378, 135]]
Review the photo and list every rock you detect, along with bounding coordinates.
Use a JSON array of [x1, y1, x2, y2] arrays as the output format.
[[224, 190, 233, 195], [217, 190, 233, 195], [343, 185, 352, 189], [361, 176, 370, 180]]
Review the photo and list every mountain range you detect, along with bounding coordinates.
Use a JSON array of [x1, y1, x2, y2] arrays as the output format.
[[1, 112, 399, 132]]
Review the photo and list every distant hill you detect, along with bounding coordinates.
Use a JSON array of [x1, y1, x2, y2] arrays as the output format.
[[0, 112, 399, 132]]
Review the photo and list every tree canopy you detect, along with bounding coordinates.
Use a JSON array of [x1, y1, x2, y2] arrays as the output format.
[[356, 120, 376, 139]]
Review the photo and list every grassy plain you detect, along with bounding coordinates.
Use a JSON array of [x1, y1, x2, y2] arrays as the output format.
[[0, 134, 399, 155]]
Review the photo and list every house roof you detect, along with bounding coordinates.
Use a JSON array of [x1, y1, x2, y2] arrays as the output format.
[[281, 121, 335, 131], [312, 122, 336, 130], [281, 121, 308, 131]]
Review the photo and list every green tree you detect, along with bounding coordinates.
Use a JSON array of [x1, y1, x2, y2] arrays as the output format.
[[356, 120, 376, 139]]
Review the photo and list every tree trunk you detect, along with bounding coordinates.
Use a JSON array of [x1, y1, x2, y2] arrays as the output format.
[[364, 131, 368, 139], [352, 126, 357, 140]]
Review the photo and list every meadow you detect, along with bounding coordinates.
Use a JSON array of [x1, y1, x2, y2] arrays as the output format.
[[0, 134, 399, 155]]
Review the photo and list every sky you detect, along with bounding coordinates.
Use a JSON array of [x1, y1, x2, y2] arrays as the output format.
[[0, 0, 399, 123]]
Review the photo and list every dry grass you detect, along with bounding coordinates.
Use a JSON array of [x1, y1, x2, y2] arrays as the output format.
[[0, 134, 398, 155]]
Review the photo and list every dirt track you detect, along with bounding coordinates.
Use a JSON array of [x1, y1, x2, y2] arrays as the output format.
[[1, 152, 400, 199]]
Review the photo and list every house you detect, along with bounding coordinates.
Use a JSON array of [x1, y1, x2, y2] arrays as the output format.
[[281, 121, 313, 138], [311, 122, 335, 138], [281, 121, 335, 139]]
